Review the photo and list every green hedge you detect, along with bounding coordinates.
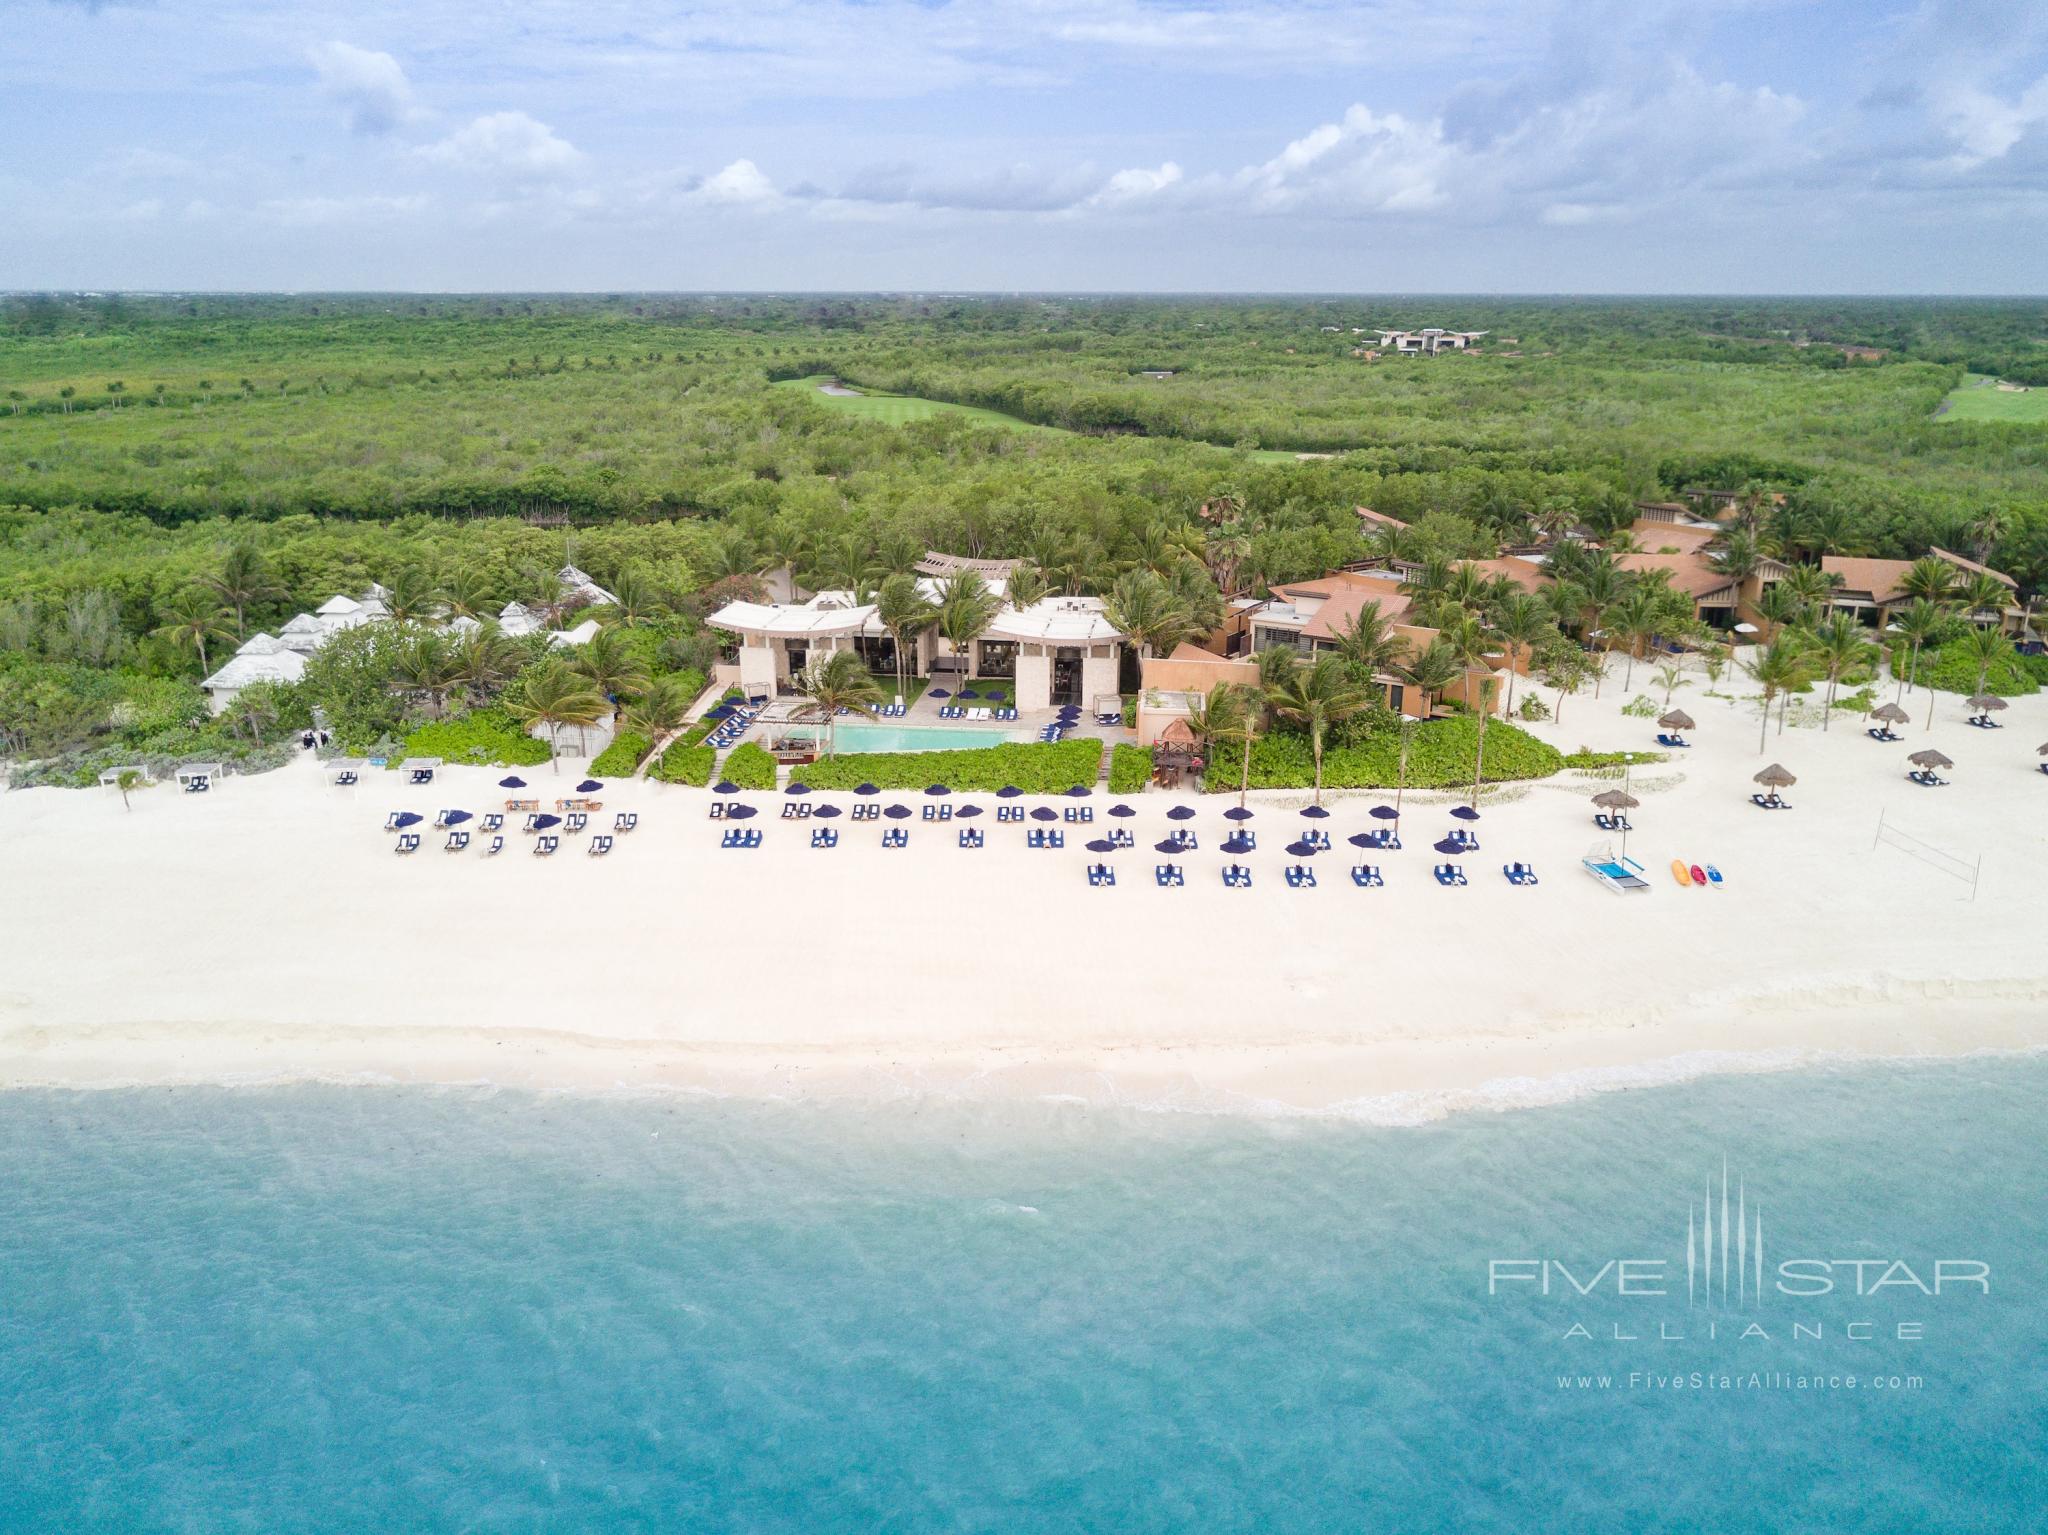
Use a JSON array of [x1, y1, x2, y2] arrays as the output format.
[[651, 741, 714, 786], [1202, 717, 1563, 792], [792, 738, 1104, 792], [1108, 742, 1151, 794], [721, 741, 778, 789], [1912, 637, 2039, 696], [589, 731, 652, 778], [1562, 748, 1663, 769], [397, 707, 551, 768]]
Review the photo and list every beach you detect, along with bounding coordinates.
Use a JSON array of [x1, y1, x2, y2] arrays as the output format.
[[5, 676, 2046, 1116]]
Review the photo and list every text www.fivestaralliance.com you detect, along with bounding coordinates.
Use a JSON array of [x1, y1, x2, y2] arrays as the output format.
[[1556, 1372, 1924, 1392]]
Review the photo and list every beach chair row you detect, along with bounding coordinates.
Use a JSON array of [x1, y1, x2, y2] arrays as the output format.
[[1094, 860, 1537, 890], [397, 831, 614, 858]]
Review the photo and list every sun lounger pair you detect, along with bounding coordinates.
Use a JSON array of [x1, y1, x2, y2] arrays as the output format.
[[409, 769, 434, 786], [720, 828, 762, 848], [1305, 830, 1331, 851], [958, 829, 983, 848], [810, 827, 838, 848], [1750, 794, 1791, 810], [481, 835, 504, 857], [1361, 830, 1400, 850], [480, 814, 504, 833], [1655, 733, 1690, 748], [613, 813, 637, 833], [1089, 863, 1116, 886], [1966, 714, 2001, 729], [1503, 862, 1539, 886], [1167, 831, 1197, 851], [1285, 865, 1316, 888], [1593, 813, 1631, 832], [588, 835, 614, 857], [880, 700, 907, 717], [1433, 862, 1468, 886], [532, 835, 560, 857], [1350, 864, 1384, 887], [1154, 863, 1184, 887], [333, 770, 358, 787], [993, 708, 1017, 722], [849, 803, 878, 820], [1908, 770, 1949, 787], [1222, 864, 1252, 888], [882, 828, 908, 848], [1063, 807, 1093, 823], [393, 833, 421, 855], [938, 706, 963, 719], [1866, 727, 1902, 742], [997, 806, 1025, 823], [383, 811, 407, 832], [782, 802, 813, 820], [922, 804, 952, 821], [1026, 829, 1065, 849], [1445, 830, 1479, 849], [565, 813, 588, 833], [445, 831, 470, 853], [1108, 829, 1135, 849]]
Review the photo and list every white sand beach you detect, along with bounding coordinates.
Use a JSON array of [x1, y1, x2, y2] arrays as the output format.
[[5, 675, 2046, 1118]]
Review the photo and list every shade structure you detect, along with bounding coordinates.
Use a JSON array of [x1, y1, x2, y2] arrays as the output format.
[[929, 689, 951, 698], [1450, 805, 1481, 821], [1109, 804, 1138, 818], [1368, 805, 1400, 821], [1064, 785, 1091, 797], [713, 781, 739, 794], [392, 811, 424, 828], [1754, 764, 1797, 788], [959, 689, 980, 699], [812, 804, 843, 819], [785, 782, 811, 795], [576, 779, 603, 793], [1657, 710, 1696, 730], [1347, 832, 1378, 848], [1300, 805, 1331, 819], [1591, 789, 1640, 810], [1085, 838, 1115, 853], [997, 786, 1023, 798], [854, 783, 880, 795], [1221, 834, 1254, 854], [1223, 807, 1255, 821], [498, 776, 527, 789], [1285, 838, 1318, 857], [924, 784, 951, 796], [1154, 837, 1186, 853], [955, 805, 983, 818], [1433, 836, 1467, 853], [883, 804, 912, 819], [1167, 805, 1197, 821], [1870, 703, 1910, 724], [726, 805, 756, 820], [1967, 694, 2008, 713], [531, 813, 561, 829], [2039, 742, 2048, 756], [442, 809, 473, 825], [1908, 748, 1954, 769], [1030, 806, 1058, 821]]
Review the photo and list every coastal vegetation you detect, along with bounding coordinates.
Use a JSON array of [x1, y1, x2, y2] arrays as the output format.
[[794, 739, 1104, 793]]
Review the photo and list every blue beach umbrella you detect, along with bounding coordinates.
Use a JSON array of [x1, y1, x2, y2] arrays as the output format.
[[1221, 834, 1254, 854], [576, 779, 603, 793], [1085, 838, 1115, 853], [855, 782, 880, 795], [1433, 836, 1466, 854], [955, 805, 983, 818], [1108, 803, 1137, 818], [727, 804, 757, 820], [925, 784, 951, 795], [1154, 837, 1184, 853], [785, 782, 810, 794], [1223, 807, 1255, 821], [713, 781, 739, 794], [929, 688, 951, 699], [498, 776, 527, 789], [1348, 832, 1378, 848], [997, 786, 1022, 798], [884, 804, 912, 819], [1167, 805, 1196, 821], [1030, 807, 1058, 822], [959, 689, 979, 699], [531, 813, 561, 830], [1300, 805, 1331, 819], [392, 811, 424, 828], [1064, 785, 1091, 797], [813, 803, 843, 818], [1286, 838, 1318, 857], [1369, 805, 1400, 821], [1451, 805, 1482, 822], [442, 809, 473, 825]]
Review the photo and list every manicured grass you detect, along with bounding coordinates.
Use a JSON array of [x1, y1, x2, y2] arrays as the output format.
[[773, 376, 1060, 434], [1935, 375, 2048, 424]]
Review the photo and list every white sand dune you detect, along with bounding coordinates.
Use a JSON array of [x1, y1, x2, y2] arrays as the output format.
[[4, 672, 2045, 1116]]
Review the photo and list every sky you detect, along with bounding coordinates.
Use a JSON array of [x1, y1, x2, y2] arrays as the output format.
[[4, 0, 2046, 293]]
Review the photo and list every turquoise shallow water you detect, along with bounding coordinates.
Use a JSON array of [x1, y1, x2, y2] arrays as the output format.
[[1, 1060, 2044, 1532]]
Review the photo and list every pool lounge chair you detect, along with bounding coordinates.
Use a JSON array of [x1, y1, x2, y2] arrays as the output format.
[[394, 833, 421, 855], [1088, 863, 1115, 887], [995, 708, 1017, 721], [532, 835, 559, 857], [1285, 864, 1316, 888], [1350, 864, 1384, 887], [1433, 862, 1467, 886], [958, 828, 983, 848], [882, 827, 908, 848], [1154, 863, 1184, 887], [588, 835, 614, 857], [1503, 862, 1539, 886], [445, 831, 470, 854], [614, 813, 637, 834]]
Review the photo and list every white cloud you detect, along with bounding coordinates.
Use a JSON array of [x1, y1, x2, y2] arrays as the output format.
[[1933, 75, 2048, 165], [1226, 105, 1453, 214], [1082, 162, 1183, 208], [693, 158, 778, 205], [307, 42, 420, 136], [262, 193, 429, 227], [418, 112, 584, 178]]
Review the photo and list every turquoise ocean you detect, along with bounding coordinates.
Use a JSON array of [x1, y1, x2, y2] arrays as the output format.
[[2, 1059, 2044, 1532]]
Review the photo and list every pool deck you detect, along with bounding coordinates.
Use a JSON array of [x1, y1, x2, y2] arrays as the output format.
[[719, 686, 1126, 778]]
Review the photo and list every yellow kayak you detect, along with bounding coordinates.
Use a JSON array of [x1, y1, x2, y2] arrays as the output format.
[[1670, 859, 1693, 887]]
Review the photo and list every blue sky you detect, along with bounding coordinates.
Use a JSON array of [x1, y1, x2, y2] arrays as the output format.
[[5, 0, 2046, 292]]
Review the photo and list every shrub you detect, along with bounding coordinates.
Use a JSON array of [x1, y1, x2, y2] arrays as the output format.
[[652, 741, 714, 786], [795, 738, 1104, 792], [1201, 717, 1562, 792], [1912, 637, 2038, 696], [1108, 742, 1151, 794], [589, 731, 651, 778], [1562, 748, 1662, 769], [1619, 694, 1659, 718], [1517, 693, 1551, 722], [397, 706, 551, 768], [721, 741, 778, 789]]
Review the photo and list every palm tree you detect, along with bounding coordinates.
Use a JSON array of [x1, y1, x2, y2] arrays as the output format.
[[1779, 563, 1842, 624], [1955, 571, 2009, 628], [152, 590, 235, 675], [934, 571, 1004, 683], [1960, 626, 2015, 714], [791, 649, 885, 759], [1889, 599, 1946, 701], [381, 565, 445, 625], [1806, 614, 1869, 730], [1328, 599, 1403, 685], [505, 661, 608, 772], [1005, 562, 1050, 610], [875, 573, 936, 700], [619, 675, 697, 771], [114, 767, 144, 811], [448, 627, 524, 707], [1606, 587, 1664, 690], [442, 567, 498, 621], [225, 687, 279, 745], [203, 546, 284, 637], [1542, 647, 1592, 722], [575, 628, 651, 718], [1653, 660, 1685, 707], [599, 571, 671, 629], [1101, 568, 1194, 660], [1467, 674, 1501, 812], [1489, 592, 1552, 718], [1741, 636, 1809, 752], [1898, 557, 1956, 607], [1401, 640, 1464, 719], [1264, 654, 1368, 807]]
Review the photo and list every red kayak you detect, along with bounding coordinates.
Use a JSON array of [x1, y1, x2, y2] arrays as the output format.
[[1689, 864, 1708, 886]]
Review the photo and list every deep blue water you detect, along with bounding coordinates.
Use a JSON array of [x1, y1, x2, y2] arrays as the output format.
[[1, 1061, 2044, 1533]]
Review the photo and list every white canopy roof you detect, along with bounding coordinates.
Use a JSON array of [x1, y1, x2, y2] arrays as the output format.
[[203, 638, 308, 692]]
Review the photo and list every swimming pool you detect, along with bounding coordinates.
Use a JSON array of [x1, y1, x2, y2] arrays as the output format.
[[787, 722, 1028, 754]]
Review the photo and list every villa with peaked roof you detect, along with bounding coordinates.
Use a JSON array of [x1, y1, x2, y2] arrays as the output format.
[[1616, 551, 1788, 631], [1821, 547, 2025, 632]]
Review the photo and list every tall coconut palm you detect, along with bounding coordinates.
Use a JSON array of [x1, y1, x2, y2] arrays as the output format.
[[1955, 571, 2010, 628], [389, 630, 462, 719], [1741, 635, 1810, 752], [1328, 599, 1404, 685], [934, 570, 1003, 681], [791, 649, 885, 759], [1889, 598, 1945, 701], [151, 590, 235, 676], [1898, 557, 1956, 607], [620, 674, 698, 772], [1806, 614, 1870, 730], [599, 571, 671, 629], [1101, 568, 1193, 660], [574, 627, 651, 717], [1489, 592, 1553, 717], [203, 546, 284, 637], [1606, 586, 1665, 690], [444, 567, 498, 621], [381, 565, 445, 625], [1542, 646, 1593, 721], [504, 660, 607, 773], [1779, 563, 1843, 624], [1401, 640, 1464, 719], [448, 626, 524, 707], [1959, 626, 2015, 720], [1264, 654, 1369, 807], [1004, 562, 1050, 610], [875, 573, 937, 701]]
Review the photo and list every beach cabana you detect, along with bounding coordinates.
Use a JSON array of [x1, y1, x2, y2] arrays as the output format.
[[175, 762, 222, 793], [398, 756, 443, 786], [1965, 695, 2007, 728], [1907, 748, 1954, 786], [326, 758, 364, 788], [1751, 764, 1796, 808]]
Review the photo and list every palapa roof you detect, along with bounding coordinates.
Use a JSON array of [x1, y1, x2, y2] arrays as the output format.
[[202, 635, 308, 692]]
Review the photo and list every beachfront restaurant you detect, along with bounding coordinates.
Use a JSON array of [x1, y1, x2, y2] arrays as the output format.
[[708, 589, 1126, 712]]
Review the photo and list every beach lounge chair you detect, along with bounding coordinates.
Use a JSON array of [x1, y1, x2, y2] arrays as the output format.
[[445, 830, 470, 854], [1908, 769, 1948, 787], [409, 768, 434, 786], [958, 828, 983, 848], [532, 835, 559, 857], [882, 827, 908, 848], [1154, 863, 1184, 887], [481, 835, 504, 857], [614, 813, 637, 834], [1309, 830, 1331, 851], [1503, 862, 1539, 886], [1866, 726, 1901, 742], [1088, 863, 1115, 887], [432, 809, 457, 829], [1109, 829, 1134, 849], [782, 802, 800, 819], [1434, 862, 1467, 886], [1048, 830, 1064, 849], [996, 708, 1017, 721], [811, 827, 838, 848], [384, 811, 406, 832], [998, 806, 1024, 823], [481, 814, 504, 833], [1285, 864, 1316, 888], [1750, 793, 1790, 810], [1349, 864, 1383, 887], [394, 833, 420, 855], [710, 801, 729, 820], [334, 770, 358, 787], [588, 835, 614, 858], [1655, 732, 1690, 748], [1966, 714, 2000, 729], [565, 813, 588, 834], [720, 828, 743, 847], [522, 813, 543, 834]]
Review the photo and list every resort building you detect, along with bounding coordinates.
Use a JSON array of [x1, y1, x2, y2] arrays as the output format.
[[200, 633, 308, 715], [1615, 551, 1788, 631], [1132, 645, 1260, 747], [1821, 548, 2025, 632], [1374, 328, 1486, 355], [708, 577, 1127, 712]]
